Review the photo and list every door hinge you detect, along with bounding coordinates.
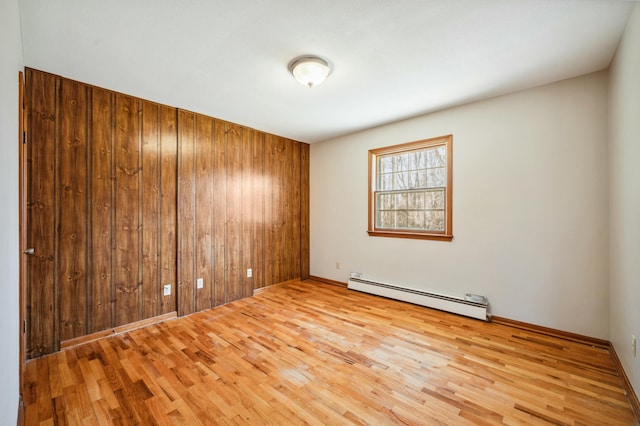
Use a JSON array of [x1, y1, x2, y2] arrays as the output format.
[[23, 320, 26, 333], [22, 131, 26, 144]]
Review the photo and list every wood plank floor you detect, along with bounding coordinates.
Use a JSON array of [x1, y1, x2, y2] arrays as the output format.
[[23, 280, 638, 425]]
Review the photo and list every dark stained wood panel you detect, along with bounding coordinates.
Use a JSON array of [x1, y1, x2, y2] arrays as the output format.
[[56, 77, 89, 342], [251, 130, 265, 290], [141, 101, 160, 319], [113, 94, 142, 326], [241, 128, 255, 298], [25, 69, 308, 357], [89, 87, 114, 332], [177, 110, 196, 316], [262, 134, 276, 288], [159, 107, 178, 315], [300, 143, 310, 280], [212, 119, 226, 307], [289, 139, 302, 282], [226, 123, 242, 303], [26, 69, 57, 357], [194, 114, 214, 312], [26, 69, 179, 357]]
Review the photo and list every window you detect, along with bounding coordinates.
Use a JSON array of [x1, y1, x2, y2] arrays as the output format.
[[368, 135, 452, 241]]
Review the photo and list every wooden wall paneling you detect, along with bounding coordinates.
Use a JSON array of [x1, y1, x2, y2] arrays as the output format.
[[26, 69, 57, 357], [274, 136, 286, 285], [25, 69, 311, 354], [212, 119, 227, 306], [177, 110, 196, 316], [114, 94, 141, 326], [290, 139, 301, 281], [226, 123, 242, 303], [241, 128, 255, 298], [262, 134, 275, 287], [90, 87, 114, 332], [195, 114, 214, 312], [141, 101, 160, 319], [160, 106, 177, 315], [251, 130, 264, 290], [56, 77, 90, 342], [300, 143, 310, 280]]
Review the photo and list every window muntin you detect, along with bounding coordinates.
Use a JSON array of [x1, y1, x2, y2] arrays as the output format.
[[368, 135, 452, 241]]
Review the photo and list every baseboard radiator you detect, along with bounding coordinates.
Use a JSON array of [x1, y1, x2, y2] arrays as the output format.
[[347, 277, 489, 321]]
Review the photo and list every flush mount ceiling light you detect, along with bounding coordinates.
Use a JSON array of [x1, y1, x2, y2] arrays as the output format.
[[288, 55, 331, 88]]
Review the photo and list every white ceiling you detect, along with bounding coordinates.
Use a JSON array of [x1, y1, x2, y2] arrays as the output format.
[[19, 0, 634, 143]]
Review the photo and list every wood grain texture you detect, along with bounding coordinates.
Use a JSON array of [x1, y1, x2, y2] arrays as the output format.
[[25, 69, 308, 358], [57, 77, 89, 342], [159, 106, 178, 315], [226, 122, 242, 303], [89, 87, 114, 332], [26, 69, 57, 357], [141, 100, 160, 320], [194, 114, 214, 312], [114, 94, 141, 326], [25, 70, 179, 358], [23, 280, 638, 425], [177, 110, 196, 316], [300, 142, 310, 280]]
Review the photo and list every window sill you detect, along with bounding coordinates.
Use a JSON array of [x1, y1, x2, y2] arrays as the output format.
[[367, 230, 453, 242]]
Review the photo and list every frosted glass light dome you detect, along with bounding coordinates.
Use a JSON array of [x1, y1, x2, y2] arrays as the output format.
[[289, 56, 331, 88]]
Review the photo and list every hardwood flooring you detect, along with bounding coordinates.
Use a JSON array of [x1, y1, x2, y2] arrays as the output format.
[[23, 280, 638, 425]]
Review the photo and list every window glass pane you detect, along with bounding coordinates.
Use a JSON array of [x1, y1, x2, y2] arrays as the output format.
[[379, 156, 393, 173], [408, 171, 419, 189], [408, 192, 424, 209], [408, 211, 425, 229], [425, 189, 445, 209], [425, 210, 445, 231], [417, 150, 427, 169], [396, 211, 408, 228], [427, 146, 446, 167], [394, 172, 408, 190], [376, 193, 394, 210], [418, 170, 428, 188], [380, 174, 393, 191], [394, 192, 407, 209], [427, 167, 446, 188]]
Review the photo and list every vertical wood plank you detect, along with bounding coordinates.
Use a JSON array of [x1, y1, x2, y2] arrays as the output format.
[[57, 78, 89, 342], [177, 110, 195, 316], [241, 128, 254, 298], [289, 139, 301, 281], [160, 106, 177, 315], [300, 142, 310, 280], [262, 134, 274, 288], [212, 120, 226, 306], [226, 123, 242, 302], [89, 87, 113, 332], [252, 131, 264, 290], [26, 69, 57, 357], [114, 94, 141, 326], [273, 136, 285, 285], [141, 101, 160, 319], [195, 115, 214, 312]]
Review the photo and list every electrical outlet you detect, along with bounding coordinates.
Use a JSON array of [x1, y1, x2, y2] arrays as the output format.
[[632, 335, 637, 357], [336, 261, 340, 269], [163, 284, 171, 296], [197, 278, 204, 289], [247, 268, 252, 278]]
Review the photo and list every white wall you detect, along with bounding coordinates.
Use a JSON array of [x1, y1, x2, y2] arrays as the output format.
[[609, 3, 640, 400], [311, 71, 610, 339], [0, 0, 23, 423]]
